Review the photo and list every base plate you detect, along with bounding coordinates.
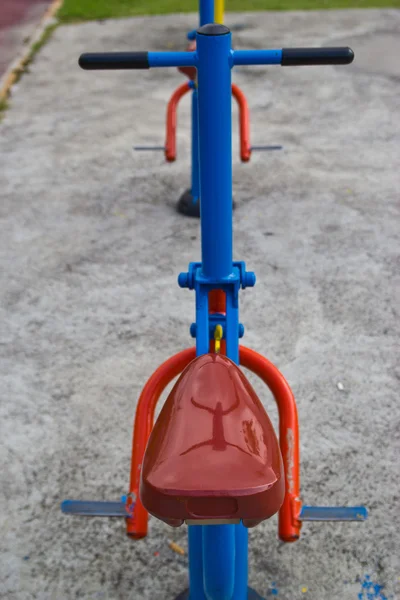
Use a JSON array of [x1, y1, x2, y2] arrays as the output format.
[[176, 189, 236, 218], [175, 587, 264, 599], [176, 189, 200, 218]]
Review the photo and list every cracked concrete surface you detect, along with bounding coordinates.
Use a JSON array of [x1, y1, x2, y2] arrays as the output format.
[[0, 9, 399, 600]]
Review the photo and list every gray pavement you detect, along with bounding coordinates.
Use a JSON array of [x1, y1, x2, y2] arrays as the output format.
[[0, 9, 399, 600]]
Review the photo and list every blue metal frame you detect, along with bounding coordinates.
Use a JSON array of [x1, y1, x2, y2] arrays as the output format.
[[73, 22, 358, 600], [171, 29, 287, 599], [182, 20, 284, 215], [200, 0, 214, 26], [185, 0, 215, 213], [191, 87, 200, 205], [193, 27, 244, 600], [176, 28, 282, 600]]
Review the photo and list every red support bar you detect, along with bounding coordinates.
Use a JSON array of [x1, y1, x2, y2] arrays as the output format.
[[127, 299, 300, 542], [165, 82, 251, 164], [209, 289, 227, 354], [232, 83, 251, 162], [239, 346, 301, 542], [126, 348, 196, 538], [165, 81, 191, 162]]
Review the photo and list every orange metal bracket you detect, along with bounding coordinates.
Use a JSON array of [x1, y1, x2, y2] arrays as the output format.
[[232, 83, 251, 162], [208, 289, 300, 541], [165, 81, 192, 163], [165, 83, 251, 165], [209, 289, 227, 354], [126, 348, 196, 538], [127, 340, 301, 542], [239, 346, 301, 542]]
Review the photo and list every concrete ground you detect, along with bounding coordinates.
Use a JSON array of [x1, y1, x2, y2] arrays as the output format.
[[0, 9, 399, 600]]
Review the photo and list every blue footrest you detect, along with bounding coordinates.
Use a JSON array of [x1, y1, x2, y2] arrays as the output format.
[[61, 500, 129, 517], [299, 506, 368, 521]]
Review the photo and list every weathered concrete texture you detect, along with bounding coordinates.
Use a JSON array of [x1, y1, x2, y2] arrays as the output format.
[[0, 9, 399, 600]]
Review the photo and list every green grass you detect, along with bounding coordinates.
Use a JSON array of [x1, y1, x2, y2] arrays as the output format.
[[58, 0, 400, 23], [13, 24, 58, 82], [0, 98, 9, 121], [29, 23, 59, 58], [0, 24, 58, 119]]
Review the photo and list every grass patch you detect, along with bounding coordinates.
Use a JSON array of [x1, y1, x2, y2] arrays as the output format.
[[58, 0, 400, 23], [0, 23, 58, 118], [14, 23, 58, 81], [0, 98, 9, 121], [30, 22, 58, 57]]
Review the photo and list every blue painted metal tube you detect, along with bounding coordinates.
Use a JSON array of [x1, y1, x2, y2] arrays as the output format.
[[232, 523, 248, 599], [188, 526, 207, 600], [189, 26, 248, 600], [199, 0, 214, 26], [232, 49, 282, 66], [299, 506, 368, 521], [196, 27, 233, 280], [203, 525, 235, 600], [148, 51, 197, 68], [191, 87, 200, 204], [225, 285, 239, 364], [195, 286, 209, 356]]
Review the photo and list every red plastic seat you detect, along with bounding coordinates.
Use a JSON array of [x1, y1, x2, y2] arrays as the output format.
[[140, 353, 284, 527]]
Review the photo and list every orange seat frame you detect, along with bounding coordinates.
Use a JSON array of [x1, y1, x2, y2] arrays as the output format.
[[139, 353, 285, 527], [126, 291, 301, 543]]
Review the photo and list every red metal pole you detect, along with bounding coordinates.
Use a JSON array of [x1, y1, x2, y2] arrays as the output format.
[[128, 296, 300, 541], [209, 289, 227, 354], [232, 83, 251, 162], [126, 348, 196, 538], [165, 81, 191, 162], [239, 346, 301, 542]]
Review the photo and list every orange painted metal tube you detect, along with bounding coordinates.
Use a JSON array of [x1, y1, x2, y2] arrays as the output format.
[[209, 290, 227, 354], [209, 289, 226, 314], [165, 82, 250, 163], [126, 348, 196, 538], [128, 291, 300, 541], [165, 81, 191, 162], [239, 346, 301, 542], [232, 83, 251, 162]]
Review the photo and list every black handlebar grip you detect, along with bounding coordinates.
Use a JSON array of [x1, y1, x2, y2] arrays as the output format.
[[79, 52, 149, 70], [281, 47, 354, 66]]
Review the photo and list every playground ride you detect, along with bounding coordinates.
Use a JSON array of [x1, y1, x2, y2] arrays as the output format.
[[62, 21, 367, 600]]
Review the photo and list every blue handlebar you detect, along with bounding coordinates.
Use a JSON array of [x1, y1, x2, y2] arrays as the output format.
[[79, 47, 354, 71], [79, 52, 150, 69], [281, 47, 354, 65], [79, 51, 196, 70]]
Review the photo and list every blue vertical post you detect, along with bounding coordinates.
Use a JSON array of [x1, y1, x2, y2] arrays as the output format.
[[191, 87, 200, 205], [188, 24, 248, 600], [188, 526, 207, 600], [196, 24, 233, 281], [195, 286, 209, 356], [199, 0, 214, 26], [203, 525, 235, 600], [190, 0, 212, 212], [232, 523, 248, 599], [225, 285, 239, 364]]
